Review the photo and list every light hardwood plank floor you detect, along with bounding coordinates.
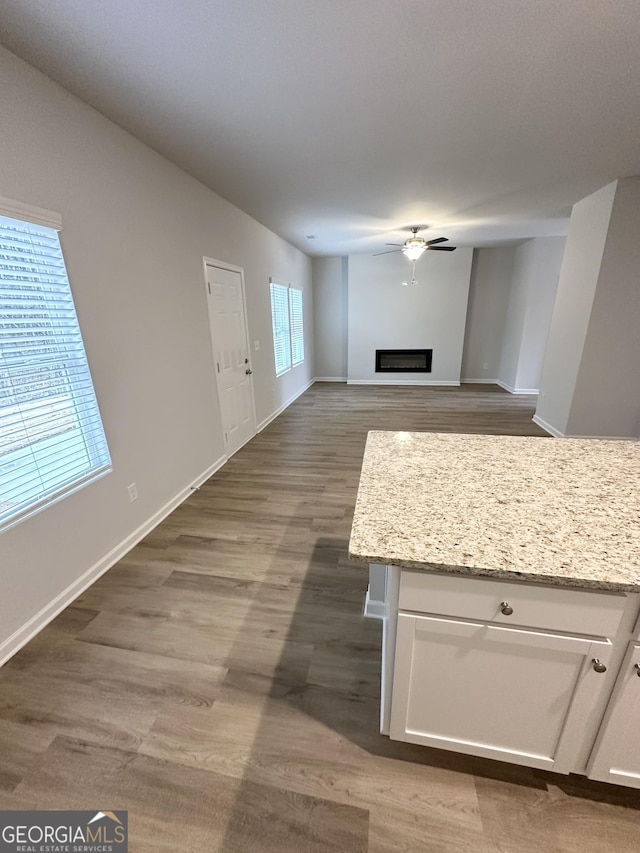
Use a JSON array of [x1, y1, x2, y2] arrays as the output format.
[[1, 383, 638, 851]]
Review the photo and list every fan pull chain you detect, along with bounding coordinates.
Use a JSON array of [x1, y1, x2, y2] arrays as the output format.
[[401, 260, 418, 286]]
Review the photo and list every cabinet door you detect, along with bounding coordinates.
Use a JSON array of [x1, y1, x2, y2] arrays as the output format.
[[588, 642, 640, 788], [389, 613, 611, 773]]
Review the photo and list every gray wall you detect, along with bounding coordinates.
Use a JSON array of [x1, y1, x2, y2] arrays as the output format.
[[461, 247, 515, 382], [536, 178, 640, 438], [312, 256, 348, 380], [515, 238, 566, 391], [0, 47, 313, 655], [497, 237, 565, 392], [346, 249, 473, 383], [567, 178, 640, 437], [535, 183, 616, 435]]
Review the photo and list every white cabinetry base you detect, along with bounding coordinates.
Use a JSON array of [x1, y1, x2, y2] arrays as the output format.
[[376, 563, 640, 785]]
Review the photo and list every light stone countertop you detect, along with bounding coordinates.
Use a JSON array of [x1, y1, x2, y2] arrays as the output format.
[[348, 431, 640, 592]]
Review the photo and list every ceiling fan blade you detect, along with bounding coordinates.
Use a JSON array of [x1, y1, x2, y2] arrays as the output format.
[[373, 249, 403, 256], [426, 237, 448, 246], [385, 243, 404, 247], [428, 245, 456, 251]]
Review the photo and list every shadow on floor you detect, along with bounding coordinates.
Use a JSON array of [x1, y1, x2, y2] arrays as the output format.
[[217, 522, 640, 851]]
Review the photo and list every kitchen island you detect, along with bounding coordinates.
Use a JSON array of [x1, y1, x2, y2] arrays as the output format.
[[348, 431, 640, 787]]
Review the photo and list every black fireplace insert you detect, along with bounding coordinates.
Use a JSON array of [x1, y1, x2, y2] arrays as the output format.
[[375, 348, 433, 373]]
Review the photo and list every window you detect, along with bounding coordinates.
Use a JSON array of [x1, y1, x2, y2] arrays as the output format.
[[269, 280, 304, 376], [289, 287, 304, 367], [0, 211, 111, 532], [270, 282, 292, 376]]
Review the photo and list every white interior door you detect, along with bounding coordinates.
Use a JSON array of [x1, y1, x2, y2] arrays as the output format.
[[205, 261, 256, 457]]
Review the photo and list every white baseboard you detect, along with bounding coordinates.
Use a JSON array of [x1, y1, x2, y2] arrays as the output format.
[[346, 379, 460, 387], [532, 414, 564, 437], [496, 379, 539, 395], [0, 455, 226, 668], [363, 586, 385, 620], [314, 376, 347, 383], [256, 378, 315, 433], [227, 431, 256, 459], [462, 379, 539, 394], [566, 434, 637, 440], [533, 414, 635, 440]]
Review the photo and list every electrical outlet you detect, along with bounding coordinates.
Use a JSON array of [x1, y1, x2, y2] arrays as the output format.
[[128, 483, 138, 503], [483, 362, 488, 370], [254, 340, 260, 351]]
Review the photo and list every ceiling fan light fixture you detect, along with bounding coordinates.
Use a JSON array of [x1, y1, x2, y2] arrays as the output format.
[[374, 226, 455, 262], [402, 239, 427, 261]]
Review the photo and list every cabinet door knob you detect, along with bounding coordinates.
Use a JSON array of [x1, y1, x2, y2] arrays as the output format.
[[499, 602, 513, 616], [246, 368, 253, 375], [634, 663, 640, 678], [592, 658, 607, 673]]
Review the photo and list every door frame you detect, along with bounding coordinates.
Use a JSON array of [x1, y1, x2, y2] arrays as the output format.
[[202, 256, 257, 457]]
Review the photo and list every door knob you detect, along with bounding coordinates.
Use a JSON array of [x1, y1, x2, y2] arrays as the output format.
[[499, 602, 513, 616], [245, 368, 253, 375], [634, 663, 640, 677], [592, 658, 607, 673]]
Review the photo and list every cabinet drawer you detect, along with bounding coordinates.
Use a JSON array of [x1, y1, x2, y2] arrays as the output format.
[[398, 570, 625, 637]]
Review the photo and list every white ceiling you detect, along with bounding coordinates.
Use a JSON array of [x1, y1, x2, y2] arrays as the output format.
[[1, 1, 640, 257]]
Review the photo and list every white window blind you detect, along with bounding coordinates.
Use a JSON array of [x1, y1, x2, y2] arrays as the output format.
[[269, 281, 305, 376], [0, 213, 112, 532], [289, 287, 304, 366], [270, 282, 292, 375]]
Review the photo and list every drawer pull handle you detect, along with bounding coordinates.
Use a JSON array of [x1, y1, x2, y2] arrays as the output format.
[[592, 658, 607, 674], [500, 602, 513, 616], [634, 663, 640, 678]]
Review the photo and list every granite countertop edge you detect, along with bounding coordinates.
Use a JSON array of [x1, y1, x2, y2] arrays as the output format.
[[347, 548, 640, 593]]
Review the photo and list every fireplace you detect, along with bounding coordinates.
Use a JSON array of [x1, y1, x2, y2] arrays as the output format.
[[375, 348, 433, 373]]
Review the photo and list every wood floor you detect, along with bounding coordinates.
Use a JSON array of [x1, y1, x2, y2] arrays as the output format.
[[1, 383, 639, 851]]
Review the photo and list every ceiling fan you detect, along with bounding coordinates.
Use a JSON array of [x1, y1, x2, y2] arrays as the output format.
[[374, 226, 457, 260]]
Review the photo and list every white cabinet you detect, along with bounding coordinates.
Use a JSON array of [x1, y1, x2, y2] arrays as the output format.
[[588, 641, 640, 788], [385, 569, 631, 775], [389, 612, 613, 773]]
